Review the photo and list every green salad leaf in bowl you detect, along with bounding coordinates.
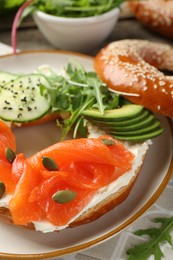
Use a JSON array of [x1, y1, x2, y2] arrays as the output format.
[[0, 0, 25, 15], [29, 0, 125, 18], [12, 0, 127, 53]]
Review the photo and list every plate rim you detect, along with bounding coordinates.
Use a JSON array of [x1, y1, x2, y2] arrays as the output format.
[[0, 48, 94, 60], [0, 50, 173, 259]]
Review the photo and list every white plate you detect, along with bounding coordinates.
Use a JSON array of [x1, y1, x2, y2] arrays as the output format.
[[0, 51, 173, 259]]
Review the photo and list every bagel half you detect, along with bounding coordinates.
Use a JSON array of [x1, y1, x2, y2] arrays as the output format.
[[94, 39, 173, 117], [128, 0, 173, 40], [0, 126, 150, 233]]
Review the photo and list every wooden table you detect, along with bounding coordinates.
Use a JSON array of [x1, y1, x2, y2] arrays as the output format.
[[0, 14, 172, 55], [0, 11, 173, 260]]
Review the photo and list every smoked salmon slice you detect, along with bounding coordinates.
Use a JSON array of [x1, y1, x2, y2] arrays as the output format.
[[0, 121, 16, 193], [10, 157, 96, 226], [0, 160, 15, 194], [9, 136, 134, 227], [10, 160, 44, 225], [28, 135, 134, 190], [28, 136, 134, 173], [12, 153, 26, 184], [0, 121, 16, 159]]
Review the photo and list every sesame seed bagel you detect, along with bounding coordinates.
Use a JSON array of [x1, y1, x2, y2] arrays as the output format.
[[94, 39, 173, 117], [128, 0, 173, 39]]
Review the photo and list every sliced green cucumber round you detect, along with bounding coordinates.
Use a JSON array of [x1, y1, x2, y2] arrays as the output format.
[[0, 74, 51, 123], [0, 71, 19, 85]]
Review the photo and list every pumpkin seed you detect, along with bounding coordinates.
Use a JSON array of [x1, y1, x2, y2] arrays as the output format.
[[0, 182, 5, 199], [52, 190, 76, 204], [42, 156, 58, 171], [100, 139, 115, 146], [5, 147, 16, 163]]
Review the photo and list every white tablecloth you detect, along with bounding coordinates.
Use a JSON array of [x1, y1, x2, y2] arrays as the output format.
[[0, 42, 173, 260]]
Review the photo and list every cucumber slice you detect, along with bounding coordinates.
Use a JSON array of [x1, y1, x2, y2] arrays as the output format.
[[0, 71, 18, 85], [0, 74, 51, 123]]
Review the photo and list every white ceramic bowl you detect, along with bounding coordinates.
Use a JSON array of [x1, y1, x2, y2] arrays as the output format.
[[33, 8, 120, 53]]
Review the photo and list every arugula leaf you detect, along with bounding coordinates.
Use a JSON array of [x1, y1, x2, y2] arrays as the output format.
[[57, 95, 95, 140], [19, 0, 125, 19], [127, 217, 173, 260], [37, 0, 125, 17], [38, 61, 119, 140], [86, 73, 105, 115], [12, 0, 126, 53], [18, 4, 36, 25], [0, 0, 25, 15], [0, 0, 24, 9]]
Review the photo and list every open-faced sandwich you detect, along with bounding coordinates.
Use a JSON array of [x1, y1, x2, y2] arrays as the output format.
[[0, 39, 172, 233]]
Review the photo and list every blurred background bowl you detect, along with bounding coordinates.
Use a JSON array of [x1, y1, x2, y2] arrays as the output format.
[[33, 8, 120, 53]]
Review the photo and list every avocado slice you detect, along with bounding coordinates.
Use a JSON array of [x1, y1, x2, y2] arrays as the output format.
[[83, 103, 164, 142], [82, 104, 144, 121], [108, 120, 161, 136], [93, 114, 155, 132], [86, 110, 151, 127], [111, 128, 164, 142]]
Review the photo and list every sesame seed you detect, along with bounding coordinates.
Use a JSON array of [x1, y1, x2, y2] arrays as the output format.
[[27, 107, 32, 111], [159, 81, 166, 86], [4, 100, 10, 105], [161, 88, 167, 94], [21, 97, 27, 102], [17, 113, 22, 118]]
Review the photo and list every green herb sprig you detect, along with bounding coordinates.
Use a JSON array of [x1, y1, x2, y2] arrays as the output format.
[[23, 0, 125, 18], [38, 61, 120, 140], [11, 0, 127, 53], [0, 0, 25, 15], [127, 217, 173, 260]]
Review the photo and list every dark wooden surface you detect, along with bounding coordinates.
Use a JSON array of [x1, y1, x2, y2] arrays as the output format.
[[0, 13, 172, 56]]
